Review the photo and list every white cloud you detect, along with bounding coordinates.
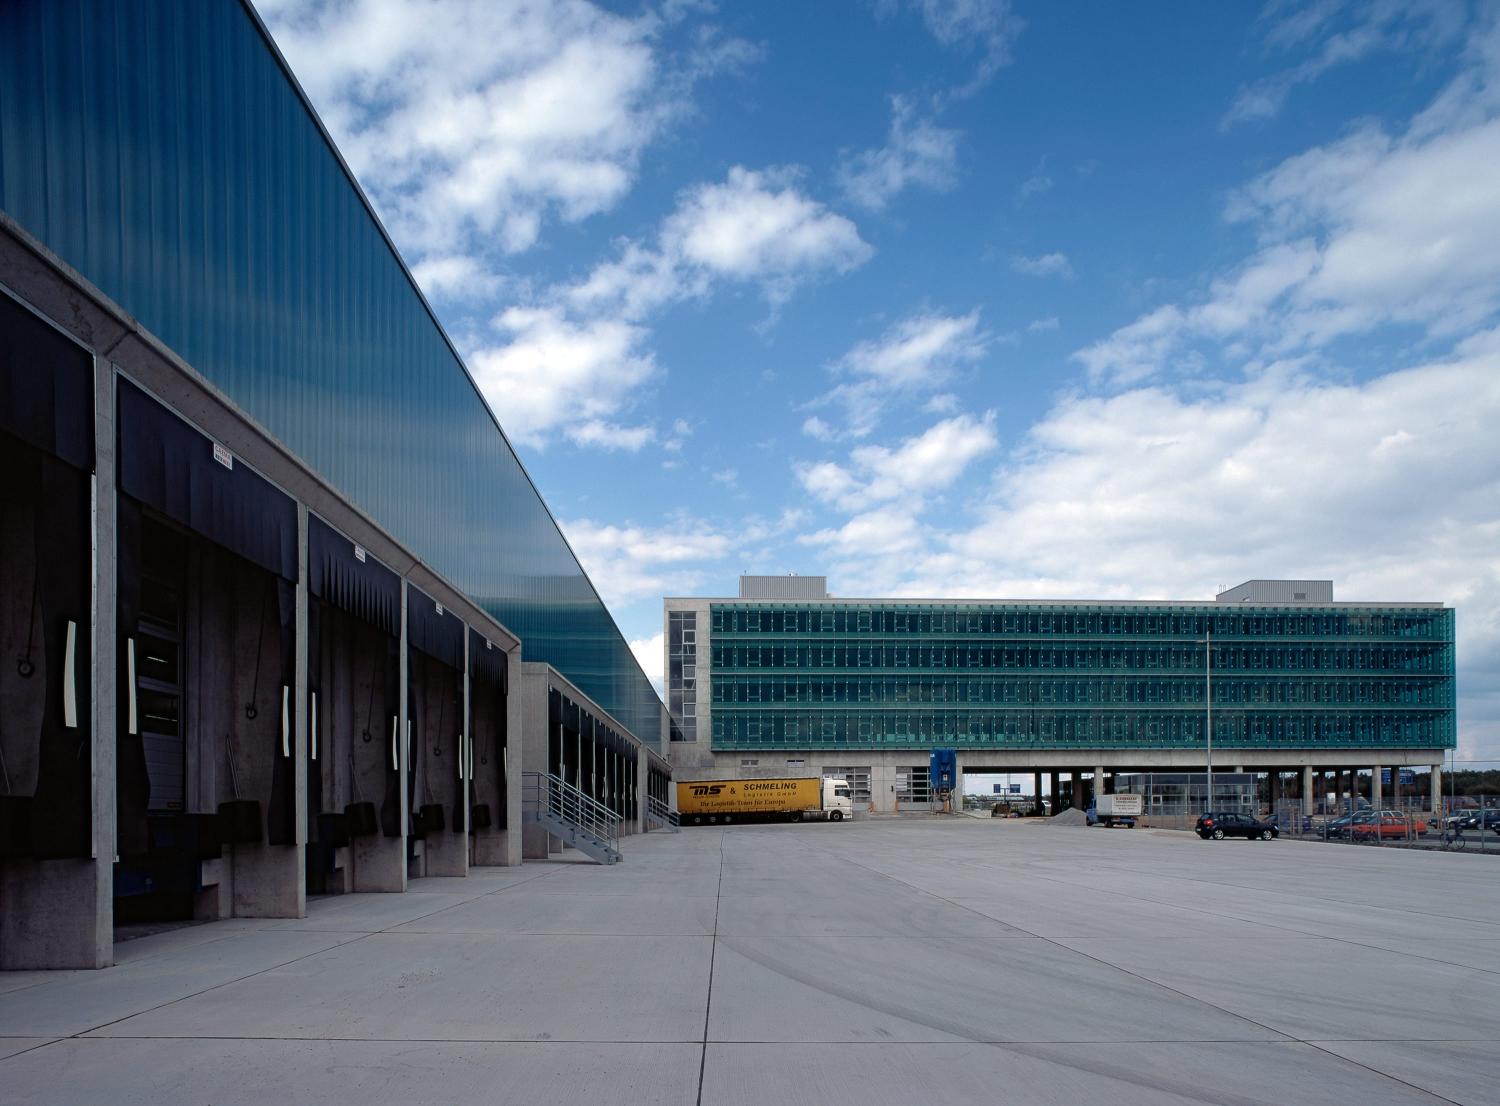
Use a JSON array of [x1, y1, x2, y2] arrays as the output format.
[[840, 310, 988, 387], [1011, 252, 1073, 278], [571, 420, 656, 451], [1017, 161, 1053, 202], [802, 415, 836, 441], [801, 505, 925, 562], [838, 96, 961, 210], [263, 0, 757, 262], [468, 307, 656, 450], [1077, 24, 1500, 386], [562, 517, 734, 607], [663, 418, 690, 452], [1224, 0, 1467, 129], [629, 631, 665, 695], [876, 0, 1023, 96], [566, 166, 873, 319], [662, 167, 873, 295], [480, 165, 868, 448], [796, 412, 997, 510], [476, 164, 870, 450], [408, 254, 505, 301], [810, 310, 991, 436], [1073, 304, 1189, 386], [264, 0, 658, 256], [1028, 316, 1060, 332]]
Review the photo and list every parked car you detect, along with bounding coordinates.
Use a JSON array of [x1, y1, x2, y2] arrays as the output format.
[[1450, 809, 1500, 833], [1324, 811, 1376, 838], [1351, 811, 1428, 840], [1196, 812, 1279, 840]]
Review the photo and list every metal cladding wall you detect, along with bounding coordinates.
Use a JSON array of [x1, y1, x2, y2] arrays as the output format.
[[0, 0, 662, 744], [708, 601, 1457, 752]]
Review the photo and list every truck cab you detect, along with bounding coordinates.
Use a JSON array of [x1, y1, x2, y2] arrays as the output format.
[[823, 778, 854, 821]]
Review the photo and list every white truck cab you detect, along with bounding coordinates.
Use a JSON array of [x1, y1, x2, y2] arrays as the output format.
[[822, 778, 854, 821]]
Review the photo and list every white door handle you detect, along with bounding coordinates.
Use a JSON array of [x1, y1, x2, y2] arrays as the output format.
[[391, 715, 399, 770], [281, 685, 291, 757], [311, 692, 318, 761], [127, 637, 138, 735], [63, 620, 78, 729]]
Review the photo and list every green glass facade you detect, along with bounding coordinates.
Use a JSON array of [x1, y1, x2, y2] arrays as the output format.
[[0, 0, 662, 742], [708, 602, 1456, 752]]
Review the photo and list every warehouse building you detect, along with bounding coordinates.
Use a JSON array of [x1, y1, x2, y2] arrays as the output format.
[[665, 576, 1455, 815], [0, 0, 670, 969]]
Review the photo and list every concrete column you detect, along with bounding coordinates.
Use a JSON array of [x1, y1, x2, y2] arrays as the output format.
[[498, 648, 522, 864], [1372, 764, 1384, 810], [1430, 764, 1442, 815], [635, 750, 648, 834], [0, 354, 118, 969], [1094, 765, 1105, 803], [1049, 771, 1060, 812], [1032, 770, 1043, 815], [951, 763, 964, 813], [1301, 765, 1314, 816], [520, 666, 552, 860]]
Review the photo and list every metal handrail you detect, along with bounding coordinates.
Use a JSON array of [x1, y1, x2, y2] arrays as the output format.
[[647, 794, 679, 828], [523, 771, 622, 845]]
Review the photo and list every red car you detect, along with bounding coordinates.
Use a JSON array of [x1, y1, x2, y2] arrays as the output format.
[[1351, 811, 1427, 839]]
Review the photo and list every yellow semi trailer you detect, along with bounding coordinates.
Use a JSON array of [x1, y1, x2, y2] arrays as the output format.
[[676, 777, 852, 826]]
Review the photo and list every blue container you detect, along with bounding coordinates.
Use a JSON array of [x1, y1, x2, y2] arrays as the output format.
[[930, 748, 957, 792]]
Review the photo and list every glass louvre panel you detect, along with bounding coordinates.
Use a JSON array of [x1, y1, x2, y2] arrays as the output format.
[[706, 601, 1454, 752]]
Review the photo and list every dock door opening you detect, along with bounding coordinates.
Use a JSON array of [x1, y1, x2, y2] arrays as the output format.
[[114, 380, 297, 923]]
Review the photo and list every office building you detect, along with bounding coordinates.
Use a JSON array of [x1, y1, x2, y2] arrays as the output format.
[[666, 576, 1454, 814]]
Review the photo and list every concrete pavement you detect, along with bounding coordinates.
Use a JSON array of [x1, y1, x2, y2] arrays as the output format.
[[2, 820, 1497, 1104]]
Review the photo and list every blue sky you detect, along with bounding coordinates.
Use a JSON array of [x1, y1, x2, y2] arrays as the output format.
[[260, 0, 1500, 763]]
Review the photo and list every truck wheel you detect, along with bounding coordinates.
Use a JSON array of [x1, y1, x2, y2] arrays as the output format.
[[830, 810, 844, 822]]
